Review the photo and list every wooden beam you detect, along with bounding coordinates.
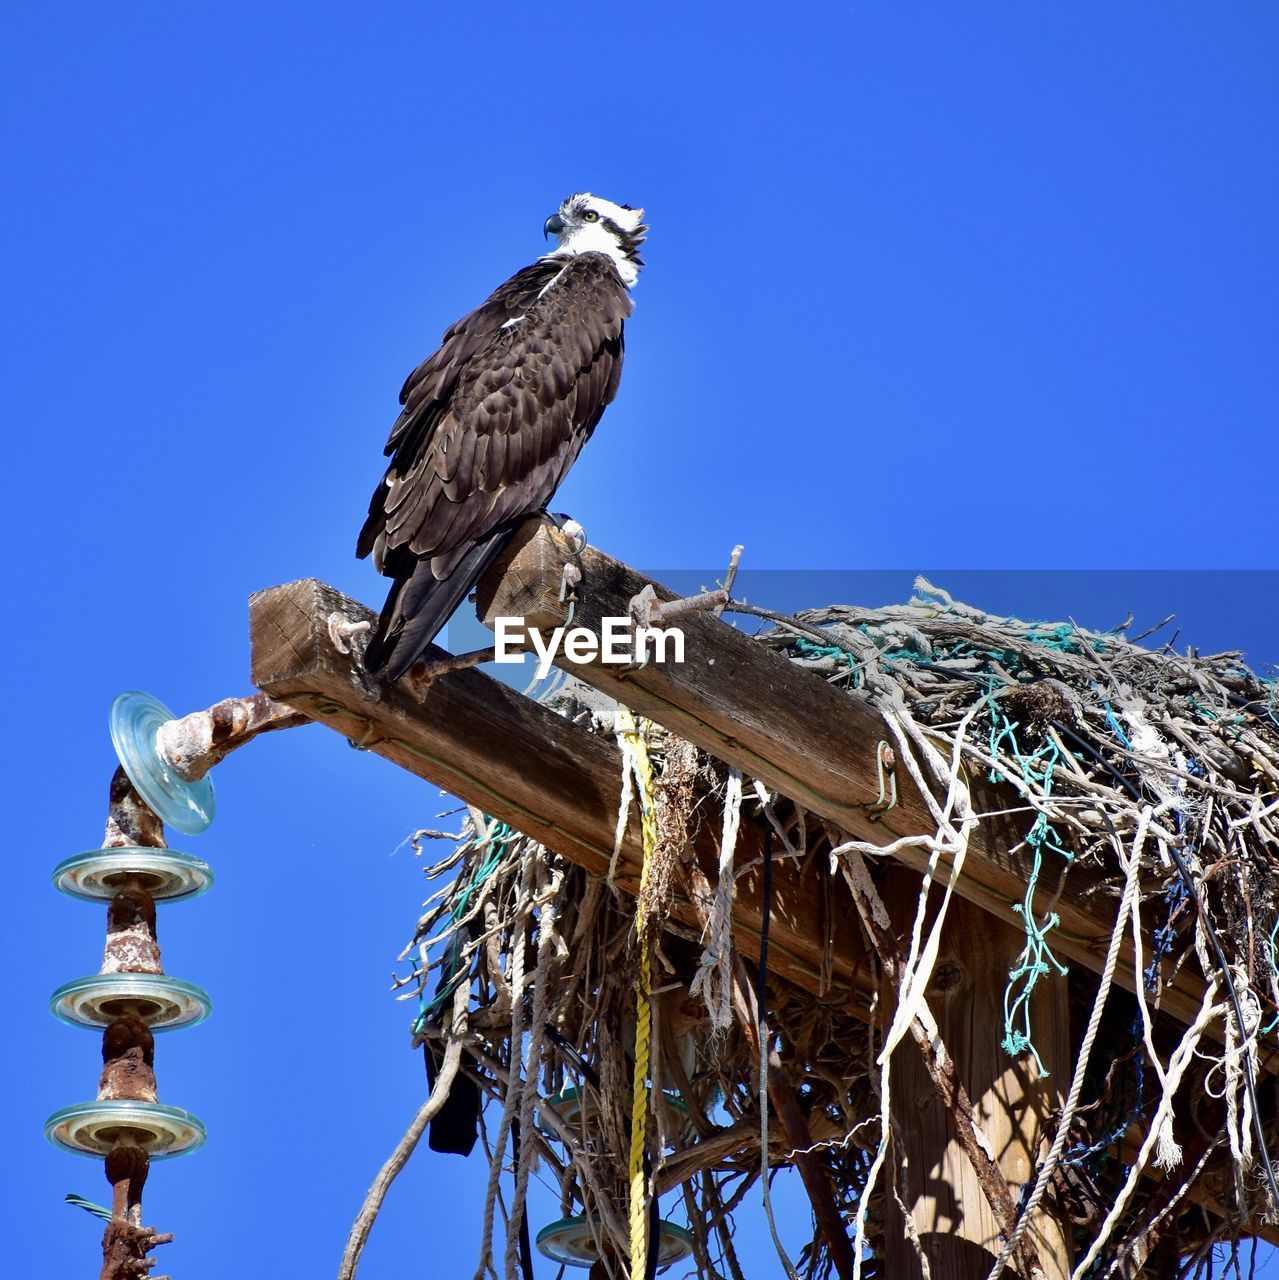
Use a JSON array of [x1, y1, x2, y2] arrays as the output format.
[[473, 517, 1229, 1042], [248, 578, 868, 1008]]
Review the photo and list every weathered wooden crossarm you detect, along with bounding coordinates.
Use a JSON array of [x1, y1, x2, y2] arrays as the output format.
[[474, 517, 1234, 1046], [248, 578, 867, 1007]]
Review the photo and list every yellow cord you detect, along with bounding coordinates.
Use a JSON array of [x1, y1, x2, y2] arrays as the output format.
[[617, 704, 657, 1280]]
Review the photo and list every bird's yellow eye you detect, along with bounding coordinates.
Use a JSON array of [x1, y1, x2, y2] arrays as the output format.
[[582, 209, 599, 223]]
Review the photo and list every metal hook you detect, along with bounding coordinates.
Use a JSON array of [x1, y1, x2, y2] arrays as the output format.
[[866, 741, 898, 822]]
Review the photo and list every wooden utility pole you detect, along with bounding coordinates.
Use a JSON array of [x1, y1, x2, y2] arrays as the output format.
[[882, 870, 1070, 1279]]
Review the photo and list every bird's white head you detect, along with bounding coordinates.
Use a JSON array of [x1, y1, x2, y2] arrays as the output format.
[[543, 193, 647, 287]]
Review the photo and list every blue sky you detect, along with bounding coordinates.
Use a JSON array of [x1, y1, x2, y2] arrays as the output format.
[[4, 3, 1278, 1276]]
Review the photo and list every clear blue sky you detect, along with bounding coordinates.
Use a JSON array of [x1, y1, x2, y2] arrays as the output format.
[[5, 3, 1278, 1276]]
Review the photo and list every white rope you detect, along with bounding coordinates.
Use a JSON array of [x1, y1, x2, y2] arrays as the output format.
[[689, 767, 742, 1032], [608, 726, 637, 887], [1100, 1136, 1222, 1279], [1119, 696, 1188, 822], [831, 692, 983, 1280], [984, 805, 1157, 1280], [841, 848, 895, 1280], [1219, 966, 1262, 1205], [1071, 980, 1225, 1279], [473, 848, 534, 1280], [505, 855, 562, 1279], [878, 699, 982, 1065], [1127, 870, 1182, 1170]]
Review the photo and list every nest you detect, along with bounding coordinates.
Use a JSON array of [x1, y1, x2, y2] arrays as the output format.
[[393, 580, 1279, 1280]]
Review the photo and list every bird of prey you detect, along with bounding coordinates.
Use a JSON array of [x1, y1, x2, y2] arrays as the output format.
[[357, 193, 647, 679]]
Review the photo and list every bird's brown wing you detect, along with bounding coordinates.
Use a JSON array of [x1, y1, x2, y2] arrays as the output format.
[[358, 252, 632, 677], [356, 257, 563, 559]]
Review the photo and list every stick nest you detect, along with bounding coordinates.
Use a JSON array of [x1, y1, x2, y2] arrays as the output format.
[[391, 578, 1279, 1279]]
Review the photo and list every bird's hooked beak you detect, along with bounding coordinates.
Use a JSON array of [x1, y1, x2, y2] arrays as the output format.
[[543, 213, 566, 240]]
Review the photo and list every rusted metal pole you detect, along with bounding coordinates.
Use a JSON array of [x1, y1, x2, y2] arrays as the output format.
[[76, 701, 305, 1278], [98, 769, 173, 1280]]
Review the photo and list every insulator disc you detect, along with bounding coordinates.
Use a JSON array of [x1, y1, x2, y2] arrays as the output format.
[[52, 847, 214, 903], [535, 1216, 692, 1269], [45, 1100, 206, 1159], [109, 691, 216, 836], [538, 1085, 688, 1141], [50, 973, 213, 1032]]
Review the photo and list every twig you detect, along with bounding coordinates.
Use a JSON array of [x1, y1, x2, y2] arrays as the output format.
[[337, 977, 471, 1280], [714, 545, 745, 619], [406, 647, 499, 697]]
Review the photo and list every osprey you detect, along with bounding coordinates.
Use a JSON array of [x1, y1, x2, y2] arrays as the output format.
[[358, 193, 647, 679]]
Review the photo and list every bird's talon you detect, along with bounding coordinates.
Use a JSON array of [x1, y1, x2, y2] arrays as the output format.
[[559, 561, 581, 629], [628, 584, 658, 629], [618, 646, 652, 680]]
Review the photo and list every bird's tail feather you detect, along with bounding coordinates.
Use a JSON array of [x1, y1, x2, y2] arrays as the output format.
[[363, 527, 515, 680]]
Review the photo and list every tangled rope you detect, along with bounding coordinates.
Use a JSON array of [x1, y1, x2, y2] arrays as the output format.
[[615, 704, 658, 1280], [690, 766, 742, 1033]]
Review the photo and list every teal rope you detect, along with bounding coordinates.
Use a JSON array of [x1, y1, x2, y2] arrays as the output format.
[[793, 636, 862, 687], [412, 820, 518, 1033], [1186, 693, 1247, 739], [799, 615, 1080, 1071], [987, 702, 1071, 1075], [1264, 914, 1279, 1037], [64, 1193, 113, 1222]]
